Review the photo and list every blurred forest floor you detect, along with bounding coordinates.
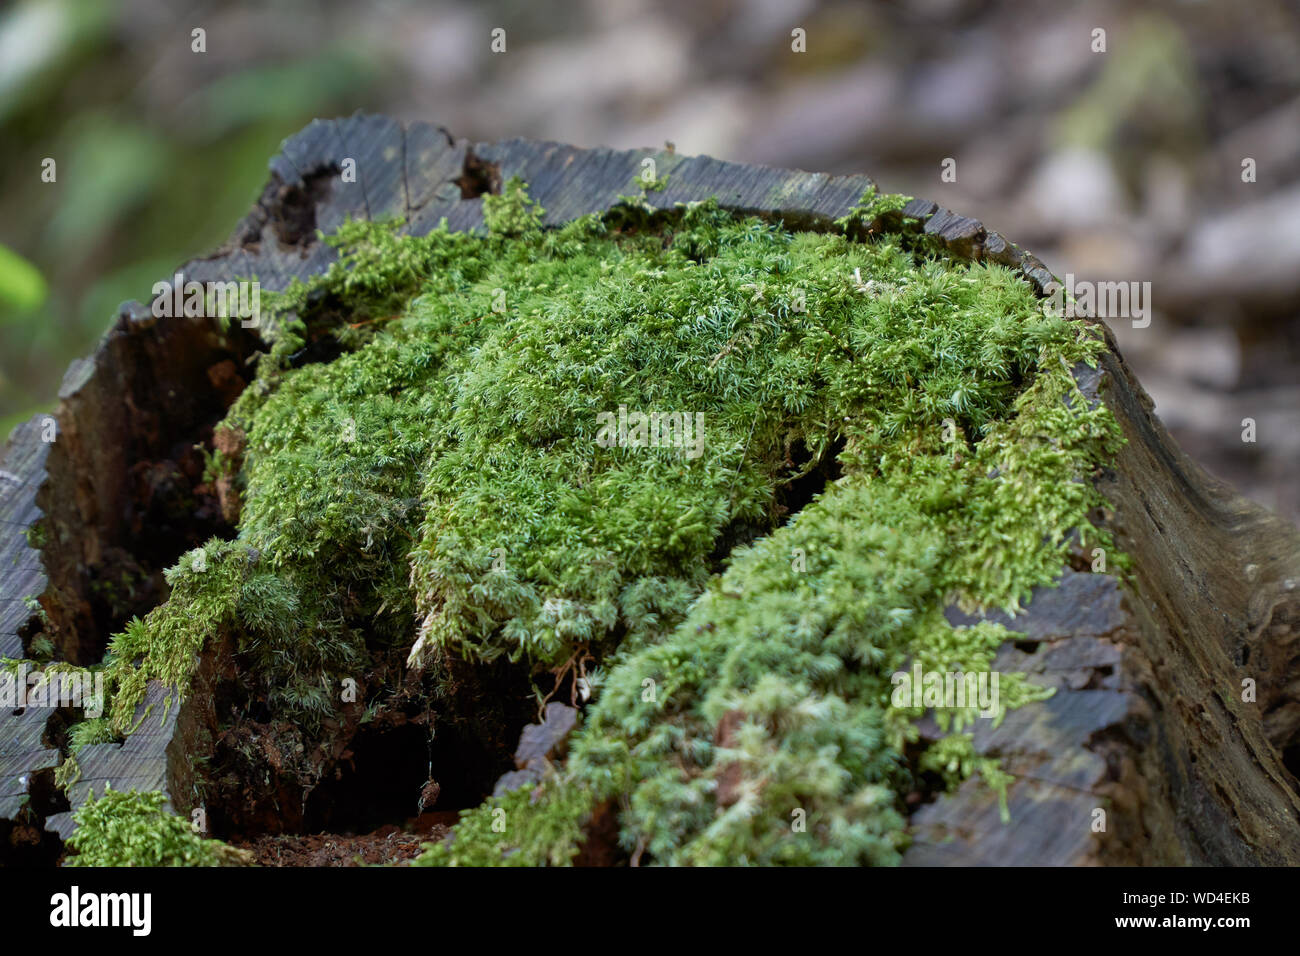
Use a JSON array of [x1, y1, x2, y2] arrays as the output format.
[[2, 0, 1297, 519]]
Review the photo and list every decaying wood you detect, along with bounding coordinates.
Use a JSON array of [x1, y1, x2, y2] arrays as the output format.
[[0, 417, 49, 661], [1, 113, 1298, 863]]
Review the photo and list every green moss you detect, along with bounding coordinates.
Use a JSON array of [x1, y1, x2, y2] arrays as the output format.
[[548, 361, 1114, 864], [631, 169, 670, 193], [25, 520, 47, 550], [54, 717, 119, 790], [65, 788, 249, 867], [27, 634, 54, 660], [410, 782, 589, 867], [835, 183, 914, 232], [81, 182, 1123, 865], [199, 445, 236, 485], [482, 176, 546, 236], [102, 538, 365, 735]]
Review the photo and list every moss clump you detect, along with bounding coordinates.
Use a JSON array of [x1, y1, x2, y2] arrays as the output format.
[[410, 782, 589, 867], [65, 788, 249, 867], [54, 717, 118, 790], [835, 183, 914, 232], [482, 176, 547, 235], [101, 539, 345, 735], [83, 180, 1122, 865]]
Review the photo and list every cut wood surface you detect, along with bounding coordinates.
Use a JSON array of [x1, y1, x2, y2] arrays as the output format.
[[2, 114, 1298, 864]]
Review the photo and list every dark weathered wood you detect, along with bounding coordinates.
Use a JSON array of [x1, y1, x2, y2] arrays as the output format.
[[2, 113, 1298, 864], [44, 681, 179, 840], [904, 572, 1132, 865], [0, 417, 61, 848], [0, 706, 60, 821], [904, 349, 1300, 866], [0, 416, 51, 660]]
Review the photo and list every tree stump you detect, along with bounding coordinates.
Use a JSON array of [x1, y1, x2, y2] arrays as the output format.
[[2, 114, 1298, 865]]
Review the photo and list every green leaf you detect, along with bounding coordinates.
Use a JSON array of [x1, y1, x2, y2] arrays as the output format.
[[0, 243, 47, 312]]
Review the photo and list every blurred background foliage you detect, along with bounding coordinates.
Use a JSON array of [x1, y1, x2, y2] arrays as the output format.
[[0, 0, 390, 437], [2, 0, 1297, 517]]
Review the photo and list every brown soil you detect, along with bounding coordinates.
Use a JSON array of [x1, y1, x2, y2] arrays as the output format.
[[235, 811, 459, 866]]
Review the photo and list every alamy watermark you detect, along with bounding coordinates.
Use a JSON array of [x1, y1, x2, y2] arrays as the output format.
[[891, 662, 1000, 718], [50, 886, 150, 936], [0, 664, 104, 718], [151, 271, 260, 327], [1043, 273, 1151, 329], [595, 405, 706, 460]]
